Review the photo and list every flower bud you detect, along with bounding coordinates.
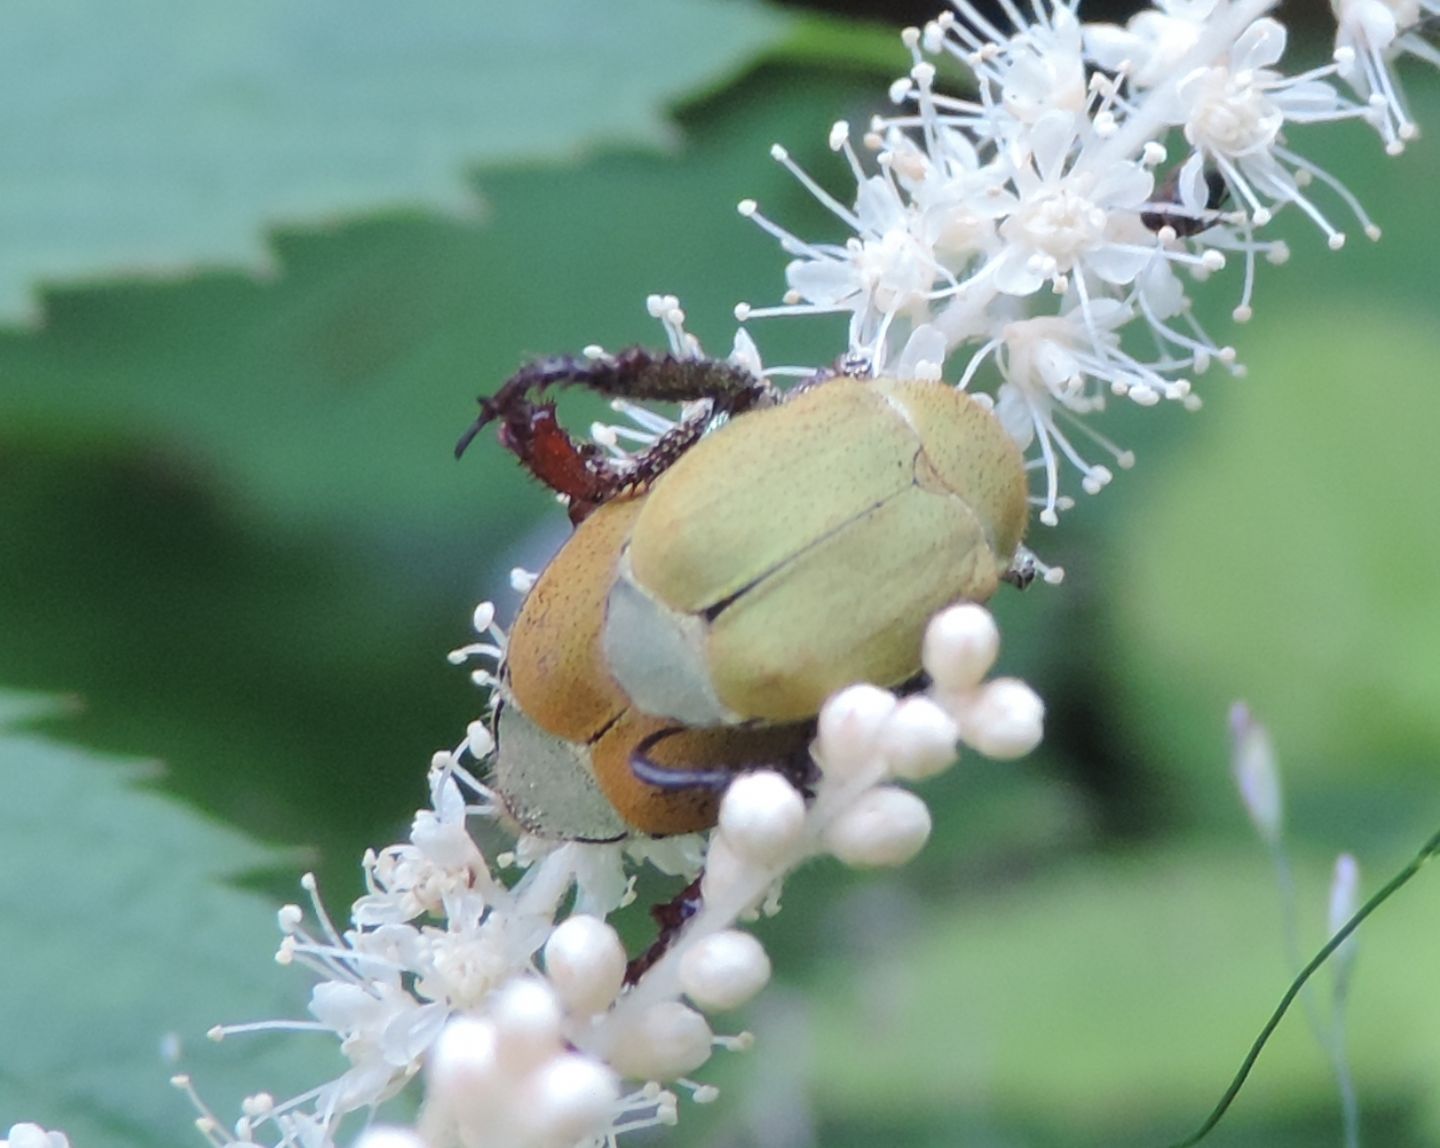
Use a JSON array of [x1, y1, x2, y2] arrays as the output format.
[[822, 786, 932, 868], [923, 604, 999, 691], [718, 772, 806, 866], [608, 1002, 714, 1081], [428, 1016, 503, 1117], [352, 1128, 427, 1148], [678, 930, 772, 1012], [1328, 852, 1361, 977], [1328, 853, 1360, 936], [544, 916, 626, 1015], [524, 1052, 620, 1147], [815, 685, 897, 779], [490, 978, 563, 1072], [1229, 702, 1281, 843], [955, 677, 1044, 759], [881, 696, 959, 780]]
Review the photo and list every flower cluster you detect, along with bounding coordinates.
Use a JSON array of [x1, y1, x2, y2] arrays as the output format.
[[737, 0, 1429, 523], [181, 605, 1040, 1148]]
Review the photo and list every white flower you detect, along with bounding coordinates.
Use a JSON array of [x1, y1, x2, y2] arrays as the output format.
[[923, 2, 1089, 138], [877, 126, 1006, 267], [987, 111, 1156, 296], [1169, 17, 1379, 244], [738, 6, 1335, 519], [717, 772, 807, 866], [1230, 701, 1282, 843], [997, 5, 1090, 127], [1328, 852, 1363, 974], [737, 131, 964, 363], [822, 786, 933, 868], [543, 916, 628, 1015], [1084, 0, 1218, 89], [677, 931, 772, 1011], [1332, 0, 1440, 152], [354, 771, 493, 925], [979, 304, 1171, 523]]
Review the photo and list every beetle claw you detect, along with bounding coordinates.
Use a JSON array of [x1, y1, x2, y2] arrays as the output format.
[[1002, 554, 1038, 590], [453, 397, 502, 459]]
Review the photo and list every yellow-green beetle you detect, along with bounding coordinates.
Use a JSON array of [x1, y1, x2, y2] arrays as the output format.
[[602, 374, 1029, 726], [460, 348, 1028, 838]]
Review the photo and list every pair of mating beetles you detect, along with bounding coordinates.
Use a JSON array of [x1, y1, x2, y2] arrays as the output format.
[[458, 349, 1030, 843]]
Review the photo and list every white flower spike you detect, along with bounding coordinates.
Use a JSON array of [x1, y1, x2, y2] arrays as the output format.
[[737, 0, 1396, 523]]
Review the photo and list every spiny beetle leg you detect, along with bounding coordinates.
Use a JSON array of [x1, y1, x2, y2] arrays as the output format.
[[496, 404, 616, 524], [579, 347, 770, 410], [458, 347, 772, 519], [458, 346, 770, 460], [456, 393, 625, 522]]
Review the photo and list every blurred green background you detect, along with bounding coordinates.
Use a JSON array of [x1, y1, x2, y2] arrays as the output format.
[[2, 2, 1438, 1146]]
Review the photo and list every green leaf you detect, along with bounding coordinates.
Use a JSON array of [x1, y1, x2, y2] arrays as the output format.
[[0, 65, 860, 537], [0, 695, 327, 1148], [763, 11, 910, 76], [0, 67, 869, 898], [0, 0, 791, 322]]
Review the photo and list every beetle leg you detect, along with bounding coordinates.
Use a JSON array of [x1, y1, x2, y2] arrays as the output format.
[[509, 405, 621, 520], [573, 346, 772, 410], [459, 347, 773, 460], [623, 732, 816, 984], [458, 347, 774, 519], [460, 348, 769, 455], [456, 383, 622, 525], [629, 726, 818, 796], [629, 727, 746, 794], [624, 875, 703, 985]]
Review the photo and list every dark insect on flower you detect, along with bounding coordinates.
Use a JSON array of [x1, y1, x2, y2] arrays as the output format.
[[1141, 163, 1230, 238]]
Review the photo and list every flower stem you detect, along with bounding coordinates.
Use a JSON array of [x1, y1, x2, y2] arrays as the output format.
[[1166, 825, 1440, 1148]]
